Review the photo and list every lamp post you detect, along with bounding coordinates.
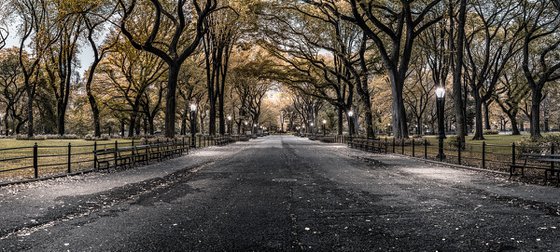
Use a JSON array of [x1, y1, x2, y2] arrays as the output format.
[[435, 86, 446, 161], [348, 110, 354, 141], [190, 103, 197, 148], [243, 121, 248, 135], [310, 122, 314, 135], [322, 119, 327, 136], [227, 115, 232, 135], [253, 123, 257, 135]]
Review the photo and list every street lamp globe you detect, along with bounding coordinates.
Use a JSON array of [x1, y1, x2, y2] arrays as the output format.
[[322, 119, 327, 125], [244, 121, 248, 126], [435, 86, 446, 99], [348, 110, 354, 117], [310, 122, 314, 127], [190, 103, 197, 112], [227, 115, 232, 121]]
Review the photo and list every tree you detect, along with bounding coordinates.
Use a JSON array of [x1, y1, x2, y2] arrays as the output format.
[[463, 0, 523, 140], [259, 3, 359, 135], [98, 40, 167, 137], [44, 7, 84, 136], [450, 0, 468, 144], [305, 0, 444, 139], [203, 4, 239, 135], [0, 26, 6, 50], [14, 0, 61, 137], [520, 1, 560, 139], [495, 58, 528, 135], [118, 0, 217, 138], [82, 2, 118, 138], [0, 48, 27, 135], [404, 53, 435, 136]]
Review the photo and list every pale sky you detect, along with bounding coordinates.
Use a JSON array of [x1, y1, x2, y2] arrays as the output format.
[[5, 22, 96, 77]]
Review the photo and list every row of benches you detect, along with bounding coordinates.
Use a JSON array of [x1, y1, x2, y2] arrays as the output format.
[[346, 137, 559, 186], [348, 138, 387, 153], [93, 141, 189, 170]]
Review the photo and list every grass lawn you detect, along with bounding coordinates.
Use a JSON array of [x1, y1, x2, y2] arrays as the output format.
[[0, 138, 133, 182], [0, 136, 206, 182]]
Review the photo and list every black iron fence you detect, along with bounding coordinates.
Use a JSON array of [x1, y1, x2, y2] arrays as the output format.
[[0, 135, 239, 185], [347, 137, 556, 180]]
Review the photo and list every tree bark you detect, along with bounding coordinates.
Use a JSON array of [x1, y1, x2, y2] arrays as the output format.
[[472, 94, 484, 140], [483, 101, 491, 130], [165, 66, 179, 138], [452, 0, 467, 143], [530, 88, 543, 138]]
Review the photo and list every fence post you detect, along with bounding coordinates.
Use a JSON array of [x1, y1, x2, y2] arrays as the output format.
[[424, 139, 428, 159], [114, 141, 118, 169], [511, 142, 516, 166], [67, 143, 72, 174], [93, 141, 98, 170], [392, 138, 396, 153], [551, 143, 555, 171], [482, 141, 486, 169], [410, 139, 414, 157], [33, 143, 38, 179]]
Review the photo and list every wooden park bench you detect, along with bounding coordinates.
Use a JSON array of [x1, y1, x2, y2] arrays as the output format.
[[94, 147, 132, 170], [215, 137, 233, 146], [510, 153, 560, 186], [94, 140, 188, 171], [349, 138, 386, 153]]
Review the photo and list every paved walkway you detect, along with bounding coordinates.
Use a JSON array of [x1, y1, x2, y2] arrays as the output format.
[[0, 136, 559, 251]]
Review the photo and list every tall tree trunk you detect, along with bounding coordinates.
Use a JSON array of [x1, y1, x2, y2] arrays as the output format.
[[508, 114, 520, 135], [483, 101, 491, 130], [337, 107, 343, 135], [149, 116, 155, 135], [530, 88, 543, 139], [120, 120, 125, 137], [472, 95, 484, 140], [452, 0, 467, 143], [87, 90, 101, 137], [165, 66, 179, 138], [389, 72, 409, 139], [128, 111, 138, 137], [57, 106, 65, 136], [180, 113, 187, 135], [26, 88, 34, 137]]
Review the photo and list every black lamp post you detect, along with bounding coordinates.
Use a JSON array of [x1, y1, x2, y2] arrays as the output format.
[[348, 110, 354, 141], [227, 115, 232, 135], [243, 121, 248, 135], [310, 122, 314, 136], [322, 119, 327, 136], [435, 86, 446, 161], [190, 103, 197, 148]]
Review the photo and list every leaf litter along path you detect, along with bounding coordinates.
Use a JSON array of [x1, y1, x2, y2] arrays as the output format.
[[0, 135, 559, 251]]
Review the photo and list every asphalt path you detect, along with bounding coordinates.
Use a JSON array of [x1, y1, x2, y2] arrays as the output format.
[[1, 135, 559, 251]]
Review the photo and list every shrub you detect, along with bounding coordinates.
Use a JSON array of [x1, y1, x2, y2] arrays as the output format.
[[483, 129, 500, 135], [446, 136, 465, 149], [84, 134, 111, 141]]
